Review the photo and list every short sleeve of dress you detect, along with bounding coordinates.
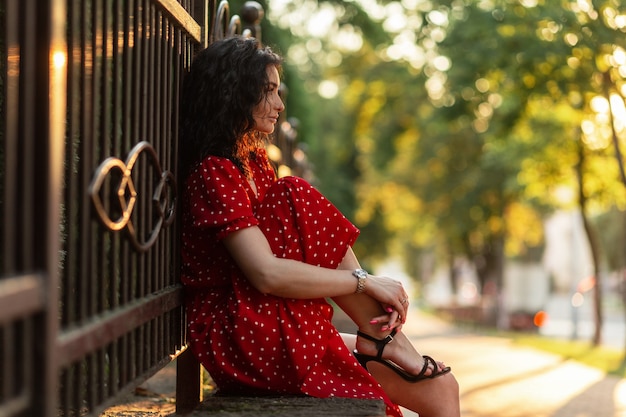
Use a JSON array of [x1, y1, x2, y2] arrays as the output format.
[[187, 156, 259, 241]]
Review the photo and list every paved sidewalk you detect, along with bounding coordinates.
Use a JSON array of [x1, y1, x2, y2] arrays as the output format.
[[400, 310, 626, 417], [102, 309, 626, 417]]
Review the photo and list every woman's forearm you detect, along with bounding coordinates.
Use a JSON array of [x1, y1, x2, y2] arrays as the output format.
[[224, 226, 408, 316], [224, 225, 360, 298]]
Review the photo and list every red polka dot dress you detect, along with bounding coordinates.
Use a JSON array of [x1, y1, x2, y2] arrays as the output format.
[[181, 149, 402, 417]]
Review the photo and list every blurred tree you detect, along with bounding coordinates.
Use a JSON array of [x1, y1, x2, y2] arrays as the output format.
[[422, 0, 626, 341]]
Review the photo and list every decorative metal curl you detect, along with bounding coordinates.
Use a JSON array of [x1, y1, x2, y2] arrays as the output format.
[[211, 0, 263, 43], [88, 141, 176, 252], [212, 0, 241, 42]]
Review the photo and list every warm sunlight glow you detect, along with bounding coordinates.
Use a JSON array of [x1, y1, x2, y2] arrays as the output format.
[[553, 186, 576, 205], [616, 15, 626, 30], [577, 276, 596, 293], [425, 72, 446, 101], [564, 32, 579, 46], [590, 96, 609, 114], [475, 78, 490, 93], [488, 93, 503, 108], [325, 50, 343, 67], [293, 148, 306, 162], [277, 164, 292, 178], [318, 80, 339, 99], [307, 5, 336, 38], [576, 0, 592, 14], [613, 47, 626, 65], [571, 291, 584, 307], [332, 25, 363, 52], [581, 120, 611, 150], [427, 10, 448, 26], [432, 55, 451, 71], [266, 144, 282, 162], [383, 2, 407, 33], [583, 93, 626, 150], [472, 118, 489, 133], [52, 50, 67, 69], [460, 282, 478, 300], [614, 380, 626, 415], [610, 94, 626, 132]]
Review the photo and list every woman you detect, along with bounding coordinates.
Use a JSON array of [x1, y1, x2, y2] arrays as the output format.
[[179, 36, 460, 417]]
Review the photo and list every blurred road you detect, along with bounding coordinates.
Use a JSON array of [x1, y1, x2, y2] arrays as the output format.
[[400, 309, 626, 417]]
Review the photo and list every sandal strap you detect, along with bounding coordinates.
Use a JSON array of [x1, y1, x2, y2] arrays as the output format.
[[356, 328, 397, 359]]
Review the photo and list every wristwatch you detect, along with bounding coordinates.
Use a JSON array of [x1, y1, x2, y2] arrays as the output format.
[[352, 268, 368, 294]]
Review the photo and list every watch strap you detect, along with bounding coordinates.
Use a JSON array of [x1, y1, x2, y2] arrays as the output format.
[[352, 269, 367, 294]]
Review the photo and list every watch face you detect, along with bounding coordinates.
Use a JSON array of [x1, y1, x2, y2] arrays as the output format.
[[354, 269, 367, 279]]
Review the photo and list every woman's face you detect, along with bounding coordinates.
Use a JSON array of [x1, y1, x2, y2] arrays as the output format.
[[252, 65, 285, 134]]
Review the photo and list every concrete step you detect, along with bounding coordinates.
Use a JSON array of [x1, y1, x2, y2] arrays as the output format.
[[189, 395, 386, 417]]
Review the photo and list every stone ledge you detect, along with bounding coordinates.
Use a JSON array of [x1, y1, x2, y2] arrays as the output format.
[[188, 395, 387, 417]]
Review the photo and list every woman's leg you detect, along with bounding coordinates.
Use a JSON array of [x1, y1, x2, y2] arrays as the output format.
[[333, 249, 460, 417], [341, 334, 460, 417]]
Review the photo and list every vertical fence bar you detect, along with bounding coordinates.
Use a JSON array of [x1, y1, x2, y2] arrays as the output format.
[[92, 0, 102, 409], [108, 0, 122, 399], [59, 0, 78, 409], [0, 0, 6, 279], [121, 13, 133, 391], [20, 0, 36, 271], [121, 0, 132, 310], [2, 0, 17, 275], [43, 0, 67, 413]]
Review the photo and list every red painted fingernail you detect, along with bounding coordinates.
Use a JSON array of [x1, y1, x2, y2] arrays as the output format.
[[369, 320, 378, 324]]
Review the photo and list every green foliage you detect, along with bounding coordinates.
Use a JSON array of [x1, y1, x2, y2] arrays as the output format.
[[309, 92, 360, 216], [343, 59, 434, 260], [326, 0, 392, 47], [413, 0, 626, 284], [258, 0, 626, 292]]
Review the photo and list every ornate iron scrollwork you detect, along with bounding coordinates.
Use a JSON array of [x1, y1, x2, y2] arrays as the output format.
[[214, 0, 240, 40], [88, 141, 176, 252], [211, 0, 264, 42]]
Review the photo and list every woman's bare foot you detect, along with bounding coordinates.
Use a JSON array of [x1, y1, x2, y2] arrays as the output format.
[[355, 329, 445, 377]]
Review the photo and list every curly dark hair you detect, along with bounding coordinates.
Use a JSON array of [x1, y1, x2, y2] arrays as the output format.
[[179, 36, 283, 178]]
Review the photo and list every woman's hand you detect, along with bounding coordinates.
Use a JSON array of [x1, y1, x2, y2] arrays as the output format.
[[363, 274, 409, 329], [369, 311, 404, 331]]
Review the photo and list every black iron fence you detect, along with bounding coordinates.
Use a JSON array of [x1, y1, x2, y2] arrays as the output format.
[[0, 1, 272, 416]]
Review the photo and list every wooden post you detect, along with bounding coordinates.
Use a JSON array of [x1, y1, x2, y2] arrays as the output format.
[[175, 347, 202, 413]]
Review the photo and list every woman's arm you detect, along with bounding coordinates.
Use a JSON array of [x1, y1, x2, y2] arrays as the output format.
[[223, 225, 408, 317]]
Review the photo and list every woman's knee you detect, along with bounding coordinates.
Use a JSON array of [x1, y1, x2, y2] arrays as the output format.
[[268, 175, 311, 195]]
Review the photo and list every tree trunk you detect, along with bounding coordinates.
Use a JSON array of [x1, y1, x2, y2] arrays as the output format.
[[575, 136, 603, 346], [472, 235, 505, 327], [605, 72, 626, 186], [622, 269, 626, 362], [448, 248, 459, 297], [603, 73, 626, 354]]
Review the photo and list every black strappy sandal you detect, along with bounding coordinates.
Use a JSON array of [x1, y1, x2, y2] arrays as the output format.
[[353, 328, 451, 382]]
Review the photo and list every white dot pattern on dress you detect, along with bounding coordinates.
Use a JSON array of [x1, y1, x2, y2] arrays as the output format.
[[180, 149, 401, 417]]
